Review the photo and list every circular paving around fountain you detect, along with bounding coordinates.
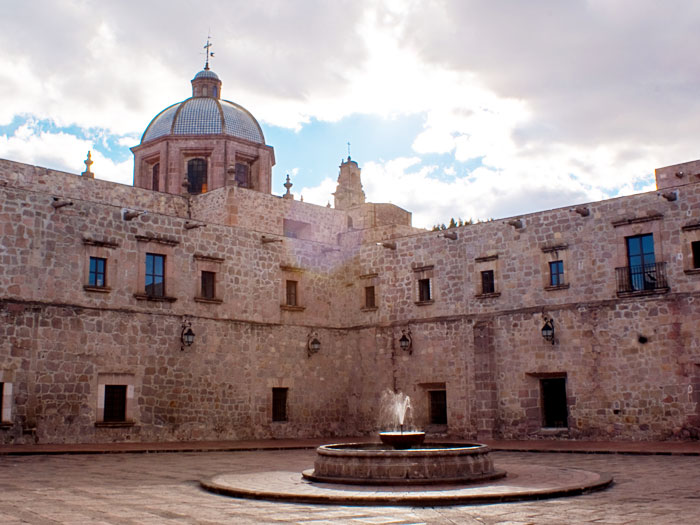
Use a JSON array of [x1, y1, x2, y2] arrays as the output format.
[[201, 461, 613, 506]]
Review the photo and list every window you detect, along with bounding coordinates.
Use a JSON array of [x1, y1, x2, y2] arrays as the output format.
[[201, 271, 215, 299], [152, 163, 159, 192], [626, 234, 656, 291], [272, 387, 288, 422], [541, 378, 568, 428], [481, 270, 495, 294], [145, 253, 165, 297], [285, 280, 298, 306], [103, 385, 127, 423], [235, 162, 249, 188], [0, 382, 4, 422], [418, 278, 431, 302], [429, 390, 447, 425], [89, 257, 107, 288], [187, 158, 207, 194], [693, 240, 700, 269], [549, 260, 564, 287], [365, 286, 376, 309]]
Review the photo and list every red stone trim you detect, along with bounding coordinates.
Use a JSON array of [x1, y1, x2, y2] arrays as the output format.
[[612, 213, 664, 227], [134, 235, 179, 246], [194, 296, 223, 304], [684, 268, 700, 275], [361, 307, 378, 312], [412, 265, 434, 273], [94, 421, 136, 428], [475, 254, 499, 262], [83, 285, 112, 293], [541, 244, 569, 253], [681, 222, 700, 232], [475, 292, 501, 299], [133, 293, 177, 302], [82, 238, 120, 248], [194, 254, 225, 263], [280, 265, 304, 273], [280, 305, 305, 312], [414, 300, 435, 306], [544, 284, 570, 291]]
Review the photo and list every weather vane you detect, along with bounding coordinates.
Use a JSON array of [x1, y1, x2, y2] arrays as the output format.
[[203, 35, 215, 70]]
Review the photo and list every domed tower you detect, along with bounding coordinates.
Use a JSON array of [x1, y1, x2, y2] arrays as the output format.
[[333, 156, 365, 210], [131, 66, 274, 195]]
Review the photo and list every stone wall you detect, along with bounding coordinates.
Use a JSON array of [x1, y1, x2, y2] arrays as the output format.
[[1, 157, 700, 443]]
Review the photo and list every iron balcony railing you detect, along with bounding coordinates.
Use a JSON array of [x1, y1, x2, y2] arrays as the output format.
[[615, 262, 668, 293]]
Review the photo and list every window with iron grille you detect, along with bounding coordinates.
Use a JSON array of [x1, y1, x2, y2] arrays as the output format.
[[272, 387, 288, 422], [201, 271, 215, 299], [145, 253, 165, 297], [481, 270, 495, 294], [418, 278, 431, 302], [549, 260, 564, 286], [365, 286, 376, 308], [187, 158, 207, 194], [285, 280, 298, 306], [429, 390, 447, 425], [89, 257, 106, 288], [103, 385, 127, 422], [693, 241, 700, 269], [626, 234, 656, 291]]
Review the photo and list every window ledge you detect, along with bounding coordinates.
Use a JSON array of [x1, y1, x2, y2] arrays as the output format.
[[133, 293, 177, 302], [616, 287, 669, 298], [271, 420, 289, 424], [684, 268, 700, 275], [95, 421, 136, 428], [544, 283, 570, 291], [361, 306, 378, 312], [538, 427, 569, 436], [475, 292, 501, 299], [194, 296, 223, 304], [280, 305, 305, 312], [414, 300, 434, 306], [83, 285, 111, 293], [0, 423, 12, 429]]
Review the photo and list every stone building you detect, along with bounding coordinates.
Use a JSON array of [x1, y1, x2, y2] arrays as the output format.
[[1, 66, 699, 445]]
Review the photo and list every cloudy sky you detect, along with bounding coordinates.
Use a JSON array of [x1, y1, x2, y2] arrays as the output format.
[[1, 0, 699, 228]]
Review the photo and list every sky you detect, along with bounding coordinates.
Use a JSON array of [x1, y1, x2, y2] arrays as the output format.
[[1, 0, 699, 229]]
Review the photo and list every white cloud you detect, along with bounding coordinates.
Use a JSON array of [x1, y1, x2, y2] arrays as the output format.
[[0, 123, 132, 185]]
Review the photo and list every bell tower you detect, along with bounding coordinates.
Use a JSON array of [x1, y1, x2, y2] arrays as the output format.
[[333, 156, 366, 210]]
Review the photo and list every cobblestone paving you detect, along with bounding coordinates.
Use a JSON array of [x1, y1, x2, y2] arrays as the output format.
[[0, 450, 698, 524]]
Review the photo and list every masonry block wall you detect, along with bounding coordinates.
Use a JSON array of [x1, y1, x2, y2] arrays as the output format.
[[1, 157, 700, 444]]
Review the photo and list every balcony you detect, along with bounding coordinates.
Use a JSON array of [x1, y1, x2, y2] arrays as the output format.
[[615, 262, 669, 295]]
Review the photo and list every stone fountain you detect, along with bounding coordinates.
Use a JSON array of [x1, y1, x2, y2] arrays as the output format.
[[302, 390, 505, 485]]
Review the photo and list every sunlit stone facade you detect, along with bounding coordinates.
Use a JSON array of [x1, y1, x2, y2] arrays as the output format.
[[0, 68, 699, 444]]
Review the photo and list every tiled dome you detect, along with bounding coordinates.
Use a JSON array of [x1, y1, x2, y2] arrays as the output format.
[[140, 69, 264, 145]]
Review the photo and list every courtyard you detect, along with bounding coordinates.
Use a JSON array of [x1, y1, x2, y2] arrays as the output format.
[[0, 448, 698, 524]]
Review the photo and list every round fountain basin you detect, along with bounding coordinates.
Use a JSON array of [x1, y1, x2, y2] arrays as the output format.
[[379, 431, 425, 449], [303, 442, 505, 485]]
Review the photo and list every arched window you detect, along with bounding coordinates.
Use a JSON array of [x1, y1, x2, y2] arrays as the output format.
[[152, 163, 159, 192], [187, 158, 207, 194]]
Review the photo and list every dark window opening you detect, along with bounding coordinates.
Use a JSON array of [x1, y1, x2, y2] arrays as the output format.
[[152, 163, 159, 192], [692, 240, 700, 269], [187, 158, 207, 194], [549, 260, 564, 286], [541, 377, 568, 428], [89, 257, 106, 288], [481, 270, 495, 294], [418, 278, 431, 302], [429, 390, 447, 425], [272, 387, 288, 422], [0, 382, 4, 420], [103, 385, 127, 422], [365, 286, 376, 308], [347, 216, 354, 229], [201, 271, 215, 299], [626, 234, 656, 291], [235, 162, 250, 188], [286, 280, 298, 306], [145, 253, 165, 297]]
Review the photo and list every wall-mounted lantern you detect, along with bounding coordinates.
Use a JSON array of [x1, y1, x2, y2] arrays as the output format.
[[181, 320, 195, 351], [399, 328, 413, 354], [541, 316, 555, 345], [307, 331, 321, 357]]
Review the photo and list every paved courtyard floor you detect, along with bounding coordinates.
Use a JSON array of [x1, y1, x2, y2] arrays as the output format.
[[0, 449, 698, 524]]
